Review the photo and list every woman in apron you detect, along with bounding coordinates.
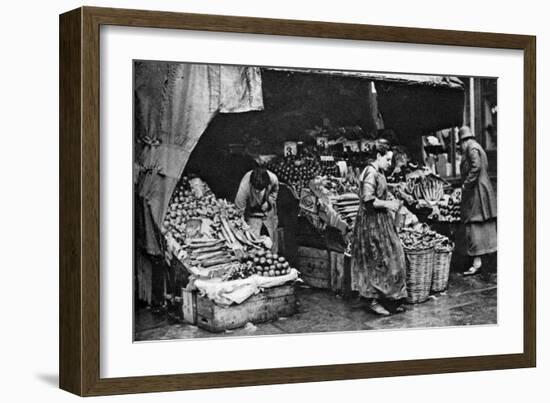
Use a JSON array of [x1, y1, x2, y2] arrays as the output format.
[[234, 166, 279, 252], [351, 140, 408, 316]]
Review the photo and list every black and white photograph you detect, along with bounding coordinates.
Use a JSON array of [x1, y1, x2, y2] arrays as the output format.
[[133, 61, 498, 341]]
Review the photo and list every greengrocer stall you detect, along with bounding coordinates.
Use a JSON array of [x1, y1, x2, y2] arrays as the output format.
[[134, 63, 468, 329]]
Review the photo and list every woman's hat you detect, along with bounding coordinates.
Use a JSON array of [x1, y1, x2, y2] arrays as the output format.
[[457, 126, 475, 144]]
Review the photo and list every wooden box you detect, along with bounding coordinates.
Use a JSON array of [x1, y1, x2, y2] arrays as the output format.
[[297, 247, 350, 294], [181, 288, 197, 325], [297, 246, 331, 289], [196, 284, 296, 333]]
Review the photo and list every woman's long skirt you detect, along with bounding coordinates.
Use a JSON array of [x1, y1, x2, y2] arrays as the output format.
[[351, 202, 407, 300], [465, 218, 497, 256]]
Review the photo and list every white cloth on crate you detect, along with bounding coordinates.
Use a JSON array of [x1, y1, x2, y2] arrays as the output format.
[[193, 269, 299, 306]]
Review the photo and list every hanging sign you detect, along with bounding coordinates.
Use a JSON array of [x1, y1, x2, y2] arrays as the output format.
[[316, 136, 328, 149], [283, 141, 297, 156]]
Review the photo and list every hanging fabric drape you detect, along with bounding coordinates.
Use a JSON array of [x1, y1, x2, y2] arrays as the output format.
[[134, 62, 264, 255]]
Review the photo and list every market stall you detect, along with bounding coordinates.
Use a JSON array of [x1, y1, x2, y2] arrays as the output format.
[[133, 62, 303, 330], [134, 63, 469, 328], [162, 176, 300, 331]]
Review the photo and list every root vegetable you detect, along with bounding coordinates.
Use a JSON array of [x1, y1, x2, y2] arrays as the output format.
[[201, 256, 239, 268], [194, 251, 230, 261]]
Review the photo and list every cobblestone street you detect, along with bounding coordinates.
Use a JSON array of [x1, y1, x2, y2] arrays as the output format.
[[135, 271, 497, 341]]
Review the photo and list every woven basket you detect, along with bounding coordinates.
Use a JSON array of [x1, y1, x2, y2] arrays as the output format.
[[404, 247, 435, 304], [431, 244, 454, 293]]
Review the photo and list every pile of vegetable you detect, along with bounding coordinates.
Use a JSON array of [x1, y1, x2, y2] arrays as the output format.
[[406, 174, 445, 205], [266, 155, 339, 196], [163, 177, 261, 248], [246, 250, 293, 277], [163, 177, 276, 279], [310, 175, 358, 197], [214, 250, 294, 281], [398, 225, 448, 251], [223, 261, 258, 281], [186, 239, 239, 269], [435, 189, 461, 222], [329, 193, 360, 226], [435, 237, 454, 252]]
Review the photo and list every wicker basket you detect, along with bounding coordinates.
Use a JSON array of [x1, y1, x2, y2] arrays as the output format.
[[431, 244, 454, 293], [404, 247, 435, 303]]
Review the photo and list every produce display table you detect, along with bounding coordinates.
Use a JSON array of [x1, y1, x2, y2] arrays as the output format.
[[158, 176, 301, 332]]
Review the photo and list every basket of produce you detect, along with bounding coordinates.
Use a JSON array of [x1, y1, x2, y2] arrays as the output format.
[[431, 238, 454, 292], [403, 247, 435, 303], [399, 227, 437, 304]]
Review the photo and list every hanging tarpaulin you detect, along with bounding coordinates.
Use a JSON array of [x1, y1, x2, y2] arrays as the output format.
[[219, 66, 264, 113], [135, 62, 264, 255]]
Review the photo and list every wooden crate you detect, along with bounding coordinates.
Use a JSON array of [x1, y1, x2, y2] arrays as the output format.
[[297, 246, 331, 289], [181, 288, 197, 325], [196, 284, 296, 333], [297, 247, 351, 295]]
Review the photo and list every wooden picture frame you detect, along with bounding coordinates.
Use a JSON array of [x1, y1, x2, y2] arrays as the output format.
[[59, 6, 536, 396]]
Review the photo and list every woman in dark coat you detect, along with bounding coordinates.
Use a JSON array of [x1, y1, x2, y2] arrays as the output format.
[[351, 140, 407, 316], [457, 126, 497, 275]]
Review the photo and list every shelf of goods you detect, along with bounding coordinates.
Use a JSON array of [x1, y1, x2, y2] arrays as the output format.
[[162, 176, 300, 330]]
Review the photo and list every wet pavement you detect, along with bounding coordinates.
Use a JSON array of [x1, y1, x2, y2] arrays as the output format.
[[134, 271, 497, 341]]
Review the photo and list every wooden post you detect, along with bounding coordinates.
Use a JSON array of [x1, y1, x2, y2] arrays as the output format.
[[474, 78, 483, 146], [469, 77, 475, 133]]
